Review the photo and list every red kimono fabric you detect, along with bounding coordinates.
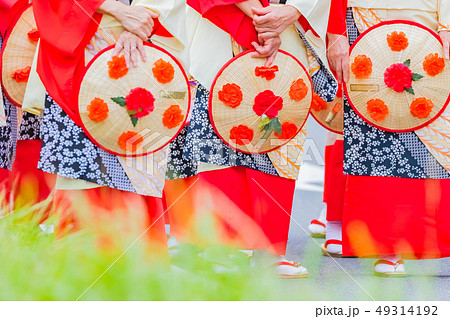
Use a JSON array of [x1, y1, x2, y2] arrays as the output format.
[[0, 140, 55, 208], [54, 187, 167, 252], [0, 0, 28, 36], [187, 0, 269, 49], [327, 0, 348, 35], [11, 140, 55, 206], [343, 176, 450, 259], [166, 167, 295, 255], [323, 139, 347, 221]]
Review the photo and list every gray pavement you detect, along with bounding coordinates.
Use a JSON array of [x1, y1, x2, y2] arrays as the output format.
[[284, 117, 450, 301]]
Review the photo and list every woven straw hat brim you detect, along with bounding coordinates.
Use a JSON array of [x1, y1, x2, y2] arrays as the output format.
[[210, 49, 312, 154], [1, 5, 37, 107], [310, 97, 344, 134], [78, 43, 190, 157], [345, 20, 450, 132]]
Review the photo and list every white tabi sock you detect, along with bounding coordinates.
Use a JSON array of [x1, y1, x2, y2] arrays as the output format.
[[325, 221, 342, 254]]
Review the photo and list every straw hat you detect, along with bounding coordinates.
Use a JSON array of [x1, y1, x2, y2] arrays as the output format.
[[209, 49, 312, 154], [310, 85, 343, 134], [1, 5, 38, 107], [78, 43, 190, 157], [345, 21, 450, 132]]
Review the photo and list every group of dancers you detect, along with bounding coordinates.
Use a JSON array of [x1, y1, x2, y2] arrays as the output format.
[[1, 0, 450, 279]]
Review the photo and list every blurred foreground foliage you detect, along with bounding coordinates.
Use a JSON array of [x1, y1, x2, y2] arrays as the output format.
[[0, 197, 442, 301]]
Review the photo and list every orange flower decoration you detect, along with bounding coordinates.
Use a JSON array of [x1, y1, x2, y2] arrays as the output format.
[[87, 98, 109, 123], [108, 55, 128, 79], [152, 59, 175, 84], [423, 53, 445, 77], [162, 105, 184, 129], [386, 31, 409, 51], [351, 55, 373, 79], [27, 29, 40, 42], [11, 66, 31, 83], [274, 122, 298, 140], [410, 97, 434, 119], [332, 102, 343, 114], [218, 83, 243, 108], [229, 125, 254, 146], [255, 65, 279, 80], [311, 93, 327, 112], [366, 99, 389, 122], [118, 131, 143, 153], [289, 79, 308, 101]]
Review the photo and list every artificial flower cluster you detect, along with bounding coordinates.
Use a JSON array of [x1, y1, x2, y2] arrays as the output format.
[[11, 66, 31, 83], [118, 131, 143, 153], [274, 122, 298, 140], [423, 53, 445, 77], [351, 55, 372, 79], [27, 28, 40, 42], [218, 83, 243, 108], [410, 97, 434, 119], [255, 65, 279, 80], [152, 59, 175, 84], [289, 79, 308, 101], [229, 125, 254, 146], [366, 99, 389, 122], [253, 90, 284, 119], [87, 98, 109, 123], [384, 62, 414, 93], [311, 93, 327, 112], [162, 105, 185, 129], [386, 31, 409, 52], [108, 55, 129, 80], [110, 87, 155, 127]]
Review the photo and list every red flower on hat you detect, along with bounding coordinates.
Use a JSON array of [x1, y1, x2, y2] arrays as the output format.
[[274, 122, 298, 140], [410, 97, 433, 119], [289, 79, 309, 101], [152, 59, 175, 84], [311, 93, 327, 112], [229, 125, 254, 145], [387, 31, 409, 52], [367, 99, 389, 122], [125, 87, 155, 118], [108, 55, 128, 80], [384, 63, 413, 92], [27, 29, 40, 42], [255, 65, 279, 80], [218, 83, 243, 108], [11, 66, 31, 83], [87, 97, 109, 123], [423, 53, 445, 77], [162, 105, 184, 129], [118, 131, 143, 153], [351, 55, 373, 79], [253, 90, 283, 119]]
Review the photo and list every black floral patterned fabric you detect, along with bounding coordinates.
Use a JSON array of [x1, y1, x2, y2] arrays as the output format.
[[0, 94, 17, 170], [38, 96, 136, 191], [18, 111, 42, 140], [166, 125, 198, 180]]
